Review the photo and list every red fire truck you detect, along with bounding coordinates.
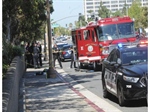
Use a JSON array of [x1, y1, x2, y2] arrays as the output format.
[[71, 16, 146, 71]]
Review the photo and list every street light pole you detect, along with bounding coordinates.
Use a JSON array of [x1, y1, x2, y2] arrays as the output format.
[[47, 0, 55, 78]]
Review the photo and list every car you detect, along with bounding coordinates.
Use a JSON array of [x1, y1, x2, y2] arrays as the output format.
[[101, 43, 148, 106], [60, 44, 73, 62], [56, 43, 68, 50]]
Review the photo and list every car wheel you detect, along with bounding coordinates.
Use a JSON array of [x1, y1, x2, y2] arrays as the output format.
[[103, 81, 109, 98], [117, 82, 126, 106], [102, 69, 110, 98], [146, 93, 148, 105]]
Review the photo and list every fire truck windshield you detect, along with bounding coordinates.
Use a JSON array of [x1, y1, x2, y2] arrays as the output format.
[[98, 22, 135, 41]]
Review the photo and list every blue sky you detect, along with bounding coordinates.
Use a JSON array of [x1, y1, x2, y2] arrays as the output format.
[[51, 0, 84, 27]]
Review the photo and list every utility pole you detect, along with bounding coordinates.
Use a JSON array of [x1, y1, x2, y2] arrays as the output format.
[[46, 0, 55, 78]]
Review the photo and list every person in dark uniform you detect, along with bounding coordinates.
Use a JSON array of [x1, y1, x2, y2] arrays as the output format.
[[25, 42, 30, 68], [33, 43, 40, 68], [37, 42, 42, 67], [53, 44, 63, 68], [28, 42, 34, 68], [70, 46, 76, 68]]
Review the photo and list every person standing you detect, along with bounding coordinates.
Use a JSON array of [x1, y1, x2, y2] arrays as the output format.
[[70, 46, 76, 68], [53, 44, 63, 68], [33, 43, 40, 68], [25, 42, 30, 68], [37, 42, 42, 67], [28, 42, 34, 68]]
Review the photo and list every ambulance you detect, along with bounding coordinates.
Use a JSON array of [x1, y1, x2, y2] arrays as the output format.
[[71, 16, 146, 71]]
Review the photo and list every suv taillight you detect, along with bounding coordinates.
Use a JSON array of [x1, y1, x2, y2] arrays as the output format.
[[63, 51, 66, 55]]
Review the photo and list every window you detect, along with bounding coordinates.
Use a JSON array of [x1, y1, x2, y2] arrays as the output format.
[[111, 1, 118, 4], [122, 49, 148, 64], [83, 30, 90, 40], [98, 22, 135, 41], [107, 50, 116, 61], [78, 31, 81, 40], [92, 30, 97, 42]]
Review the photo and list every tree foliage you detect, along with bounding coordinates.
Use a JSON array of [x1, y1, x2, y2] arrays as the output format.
[[128, 0, 147, 29], [3, 0, 54, 44], [75, 15, 87, 28], [54, 27, 71, 36], [2, 0, 54, 76], [111, 10, 122, 17], [98, 2, 110, 18]]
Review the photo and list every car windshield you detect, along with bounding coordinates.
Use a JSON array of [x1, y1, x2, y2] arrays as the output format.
[[57, 44, 67, 49], [63, 45, 70, 50], [121, 48, 148, 65], [98, 22, 135, 41]]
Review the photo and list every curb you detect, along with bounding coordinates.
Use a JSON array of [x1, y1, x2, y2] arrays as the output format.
[[22, 79, 26, 112]]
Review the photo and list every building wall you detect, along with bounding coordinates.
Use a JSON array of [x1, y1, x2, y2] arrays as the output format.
[[84, 0, 148, 20]]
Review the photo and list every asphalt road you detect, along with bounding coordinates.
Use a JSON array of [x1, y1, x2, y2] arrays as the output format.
[[61, 60, 148, 112]]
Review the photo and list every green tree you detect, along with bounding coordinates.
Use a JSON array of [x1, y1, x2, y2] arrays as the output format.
[[122, 2, 128, 16], [2, 0, 55, 76], [98, 2, 110, 18], [111, 10, 122, 17], [139, 7, 148, 29], [87, 10, 94, 22], [75, 15, 87, 28], [3, 0, 54, 44], [128, 0, 143, 29]]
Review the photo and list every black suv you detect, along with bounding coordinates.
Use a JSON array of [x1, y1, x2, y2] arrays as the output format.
[[102, 44, 148, 106]]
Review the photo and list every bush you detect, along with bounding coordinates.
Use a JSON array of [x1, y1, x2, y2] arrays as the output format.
[[2, 40, 24, 78], [12, 46, 23, 57], [3, 64, 9, 78]]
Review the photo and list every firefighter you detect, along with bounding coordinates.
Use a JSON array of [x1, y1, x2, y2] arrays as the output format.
[[53, 44, 63, 69]]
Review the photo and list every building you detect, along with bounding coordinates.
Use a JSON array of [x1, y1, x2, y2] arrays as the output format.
[[84, 0, 148, 20]]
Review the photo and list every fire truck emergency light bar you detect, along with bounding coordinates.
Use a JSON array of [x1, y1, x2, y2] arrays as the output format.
[[98, 17, 131, 23], [118, 42, 147, 49]]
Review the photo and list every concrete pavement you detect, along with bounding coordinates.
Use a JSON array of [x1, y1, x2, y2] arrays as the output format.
[[21, 60, 122, 112]]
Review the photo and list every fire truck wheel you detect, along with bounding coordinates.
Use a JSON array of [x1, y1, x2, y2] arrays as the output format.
[[61, 59, 65, 62], [93, 62, 102, 71], [79, 62, 84, 69], [93, 62, 98, 71]]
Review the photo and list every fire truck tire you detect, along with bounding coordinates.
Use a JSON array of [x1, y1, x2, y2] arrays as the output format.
[[93, 62, 97, 71], [93, 62, 102, 71], [61, 59, 65, 62], [79, 62, 84, 69]]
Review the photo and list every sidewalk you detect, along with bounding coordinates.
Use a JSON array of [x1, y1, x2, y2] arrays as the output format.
[[22, 60, 101, 112]]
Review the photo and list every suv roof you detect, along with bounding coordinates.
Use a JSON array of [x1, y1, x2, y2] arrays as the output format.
[[117, 45, 147, 53]]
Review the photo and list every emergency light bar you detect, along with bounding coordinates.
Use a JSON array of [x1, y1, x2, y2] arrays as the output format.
[[137, 40, 148, 47], [98, 16, 131, 24], [118, 42, 147, 49]]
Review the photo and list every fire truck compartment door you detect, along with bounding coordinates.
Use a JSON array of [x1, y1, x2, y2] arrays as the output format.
[[84, 28, 100, 58]]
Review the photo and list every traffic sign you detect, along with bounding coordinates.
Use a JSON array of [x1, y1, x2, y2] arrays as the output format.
[[52, 23, 60, 28]]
